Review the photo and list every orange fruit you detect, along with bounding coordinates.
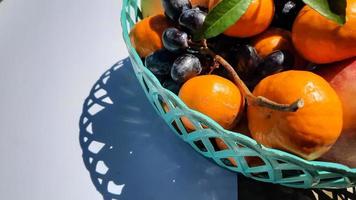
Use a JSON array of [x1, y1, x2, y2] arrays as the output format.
[[179, 75, 244, 130], [209, 0, 275, 38], [251, 27, 307, 67], [129, 14, 172, 57], [292, 1, 356, 64], [247, 70, 343, 160], [191, 0, 211, 8]]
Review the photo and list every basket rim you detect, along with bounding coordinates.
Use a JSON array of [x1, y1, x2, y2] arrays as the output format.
[[120, 0, 356, 178]]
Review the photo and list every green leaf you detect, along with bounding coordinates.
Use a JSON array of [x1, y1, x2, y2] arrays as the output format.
[[196, 0, 252, 40], [302, 0, 347, 25]]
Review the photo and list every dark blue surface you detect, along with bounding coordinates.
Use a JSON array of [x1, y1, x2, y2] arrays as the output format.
[[80, 59, 238, 200]]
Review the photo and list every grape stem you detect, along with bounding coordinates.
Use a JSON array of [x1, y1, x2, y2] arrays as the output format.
[[198, 39, 304, 112]]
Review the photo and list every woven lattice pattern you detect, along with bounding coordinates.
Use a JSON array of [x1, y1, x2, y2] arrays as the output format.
[[120, 0, 356, 188], [78, 60, 356, 199]]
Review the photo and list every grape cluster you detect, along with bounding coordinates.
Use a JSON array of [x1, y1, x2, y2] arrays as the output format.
[[144, 0, 296, 94], [236, 45, 293, 83], [144, 0, 208, 93], [207, 35, 295, 89]]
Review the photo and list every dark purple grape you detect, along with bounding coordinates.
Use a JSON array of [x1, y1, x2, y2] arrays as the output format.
[[231, 44, 263, 80], [272, 0, 304, 30], [171, 54, 202, 83], [145, 49, 176, 76], [161, 0, 192, 21], [179, 8, 207, 33], [162, 79, 181, 94], [162, 28, 189, 52], [258, 50, 294, 77]]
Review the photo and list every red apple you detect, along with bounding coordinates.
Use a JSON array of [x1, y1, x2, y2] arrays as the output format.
[[317, 57, 356, 167], [317, 58, 356, 131], [321, 129, 356, 167]]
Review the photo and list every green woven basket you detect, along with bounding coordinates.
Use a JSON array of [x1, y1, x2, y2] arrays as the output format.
[[120, 0, 356, 189]]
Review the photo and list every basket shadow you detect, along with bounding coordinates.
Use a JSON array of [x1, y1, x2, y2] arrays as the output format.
[[79, 58, 237, 200]]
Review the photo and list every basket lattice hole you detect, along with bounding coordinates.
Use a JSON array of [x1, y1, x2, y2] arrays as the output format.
[[193, 140, 207, 152], [157, 95, 168, 113], [220, 158, 237, 167], [244, 156, 266, 168], [209, 138, 222, 152], [251, 171, 270, 179], [276, 159, 287, 164], [158, 97, 175, 114], [319, 177, 345, 184], [198, 122, 209, 129], [179, 117, 196, 133], [142, 77, 150, 93], [212, 138, 238, 166], [281, 169, 305, 179], [171, 121, 183, 135], [214, 138, 235, 153], [236, 143, 246, 148]]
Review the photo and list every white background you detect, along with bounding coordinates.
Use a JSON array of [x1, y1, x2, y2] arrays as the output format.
[[0, 0, 126, 199]]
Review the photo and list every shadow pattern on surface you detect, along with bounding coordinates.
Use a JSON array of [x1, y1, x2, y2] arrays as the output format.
[[79, 58, 237, 200]]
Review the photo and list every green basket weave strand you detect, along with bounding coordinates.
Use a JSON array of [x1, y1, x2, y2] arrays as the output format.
[[120, 0, 356, 189]]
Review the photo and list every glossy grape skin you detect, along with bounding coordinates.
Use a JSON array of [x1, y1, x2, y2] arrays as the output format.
[[232, 44, 263, 80], [161, 0, 192, 21], [145, 49, 176, 76], [162, 28, 189, 52], [258, 50, 294, 77], [171, 54, 202, 83], [272, 0, 304, 30], [179, 8, 207, 34], [162, 78, 181, 94]]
